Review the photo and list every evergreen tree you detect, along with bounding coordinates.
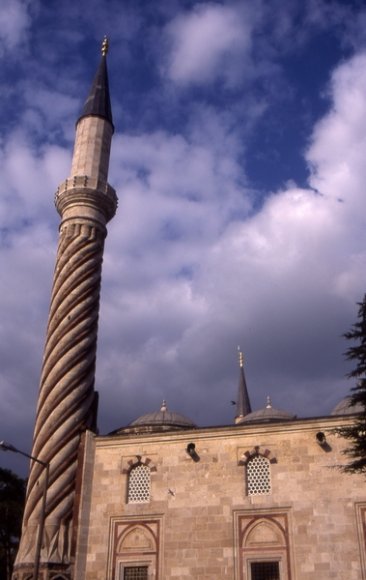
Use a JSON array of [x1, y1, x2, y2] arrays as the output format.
[[0, 468, 26, 580], [336, 294, 366, 473]]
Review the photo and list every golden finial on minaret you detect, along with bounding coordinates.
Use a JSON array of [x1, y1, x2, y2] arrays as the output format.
[[101, 36, 109, 56], [237, 345, 244, 368]]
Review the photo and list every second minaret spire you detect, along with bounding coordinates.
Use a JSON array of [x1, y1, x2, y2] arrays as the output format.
[[235, 348, 252, 423]]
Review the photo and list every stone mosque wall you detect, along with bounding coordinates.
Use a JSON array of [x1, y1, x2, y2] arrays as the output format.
[[74, 415, 366, 580]]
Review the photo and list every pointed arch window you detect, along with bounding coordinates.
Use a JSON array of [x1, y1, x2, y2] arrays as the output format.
[[127, 463, 151, 504]]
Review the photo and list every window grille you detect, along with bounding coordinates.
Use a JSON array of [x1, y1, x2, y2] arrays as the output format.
[[246, 455, 271, 495], [127, 464, 151, 503], [123, 566, 148, 580], [251, 561, 279, 580]]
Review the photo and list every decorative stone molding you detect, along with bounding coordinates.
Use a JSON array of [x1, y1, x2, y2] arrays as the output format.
[[238, 445, 277, 466], [121, 455, 158, 474], [55, 177, 117, 223], [234, 508, 293, 580], [107, 516, 162, 580]]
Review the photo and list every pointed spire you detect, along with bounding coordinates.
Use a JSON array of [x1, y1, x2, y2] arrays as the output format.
[[77, 36, 114, 130], [235, 346, 252, 422]]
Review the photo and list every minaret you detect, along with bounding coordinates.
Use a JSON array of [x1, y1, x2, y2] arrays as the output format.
[[13, 38, 117, 580], [235, 348, 252, 423]]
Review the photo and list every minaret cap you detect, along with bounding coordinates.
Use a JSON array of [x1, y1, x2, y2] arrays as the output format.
[[77, 37, 114, 130]]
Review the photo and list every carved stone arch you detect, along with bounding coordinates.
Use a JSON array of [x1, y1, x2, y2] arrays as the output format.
[[122, 455, 157, 474], [239, 446, 277, 466], [109, 517, 162, 580], [117, 523, 156, 554], [234, 510, 293, 580], [243, 516, 287, 549]]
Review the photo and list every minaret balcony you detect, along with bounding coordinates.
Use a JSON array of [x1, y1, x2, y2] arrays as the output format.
[[55, 175, 118, 223]]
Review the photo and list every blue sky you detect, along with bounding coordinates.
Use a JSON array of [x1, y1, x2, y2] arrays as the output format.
[[1, 0, 366, 473]]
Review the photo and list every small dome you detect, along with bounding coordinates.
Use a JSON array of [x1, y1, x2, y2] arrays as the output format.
[[240, 396, 296, 424], [111, 400, 197, 435], [331, 396, 363, 416]]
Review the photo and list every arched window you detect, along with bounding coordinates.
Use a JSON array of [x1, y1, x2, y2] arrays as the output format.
[[246, 455, 271, 495], [127, 463, 151, 503]]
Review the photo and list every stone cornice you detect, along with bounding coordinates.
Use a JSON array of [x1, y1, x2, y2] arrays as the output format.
[[96, 414, 357, 448]]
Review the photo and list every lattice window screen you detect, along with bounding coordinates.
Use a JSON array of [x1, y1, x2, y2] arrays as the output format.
[[246, 455, 271, 495], [127, 464, 151, 503], [123, 566, 148, 580]]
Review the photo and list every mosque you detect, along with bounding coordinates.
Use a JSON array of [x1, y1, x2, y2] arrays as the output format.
[[11, 40, 366, 580]]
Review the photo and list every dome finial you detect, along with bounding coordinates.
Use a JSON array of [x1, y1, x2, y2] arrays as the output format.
[[266, 396, 272, 408], [101, 36, 109, 56], [161, 400, 167, 412], [237, 345, 244, 368]]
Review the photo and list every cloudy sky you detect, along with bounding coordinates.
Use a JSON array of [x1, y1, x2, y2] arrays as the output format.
[[1, 0, 366, 474]]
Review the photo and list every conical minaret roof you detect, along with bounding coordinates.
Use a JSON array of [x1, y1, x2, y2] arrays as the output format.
[[235, 348, 252, 424], [77, 36, 114, 130]]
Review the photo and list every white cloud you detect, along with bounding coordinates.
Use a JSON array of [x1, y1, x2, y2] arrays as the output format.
[[0, 0, 32, 55], [164, 3, 253, 85], [0, 132, 70, 229], [0, 131, 70, 437], [108, 126, 249, 262], [21, 86, 79, 139], [307, 52, 366, 210]]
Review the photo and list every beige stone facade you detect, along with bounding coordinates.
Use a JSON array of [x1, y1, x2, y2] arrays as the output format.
[[74, 415, 366, 580]]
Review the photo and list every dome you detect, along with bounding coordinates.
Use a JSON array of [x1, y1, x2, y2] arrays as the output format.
[[240, 396, 296, 424], [111, 400, 197, 435], [331, 396, 363, 416]]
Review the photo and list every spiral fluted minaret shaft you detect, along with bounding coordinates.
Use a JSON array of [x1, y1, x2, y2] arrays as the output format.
[[13, 42, 117, 580]]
